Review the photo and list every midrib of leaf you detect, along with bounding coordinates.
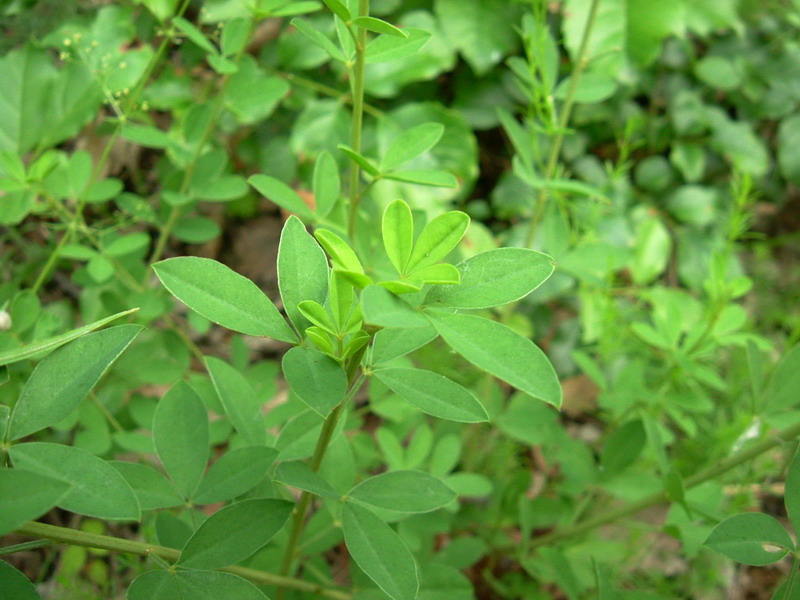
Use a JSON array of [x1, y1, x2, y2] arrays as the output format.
[[348, 510, 406, 598]]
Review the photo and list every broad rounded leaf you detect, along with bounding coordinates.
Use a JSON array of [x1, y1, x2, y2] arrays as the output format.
[[206, 356, 266, 446], [406, 211, 470, 273], [343, 502, 419, 600], [8, 324, 141, 440], [153, 382, 209, 498], [153, 257, 295, 341], [178, 498, 293, 570], [9, 443, 140, 520], [278, 216, 330, 333], [193, 446, 278, 505], [0, 560, 40, 600], [0, 468, 70, 536], [348, 470, 456, 513], [427, 311, 562, 407], [705, 513, 794, 566], [282, 346, 347, 417], [374, 367, 488, 423], [425, 248, 554, 309]]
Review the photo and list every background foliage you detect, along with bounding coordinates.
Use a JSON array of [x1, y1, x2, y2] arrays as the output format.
[[2, 0, 800, 598]]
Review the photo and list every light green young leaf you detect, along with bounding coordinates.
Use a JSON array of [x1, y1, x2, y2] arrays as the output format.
[[424, 248, 554, 309], [366, 28, 432, 64], [343, 502, 419, 600], [7, 325, 141, 441], [108, 462, 184, 511], [153, 381, 209, 498], [248, 174, 314, 221], [705, 513, 794, 566], [362, 285, 430, 329], [382, 199, 414, 274], [370, 325, 438, 365], [352, 16, 407, 38], [321, 0, 351, 21], [221, 18, 250, 57], [337, 144, 380, 175], [406, 211, 470, 273], [313, 150, 341, 218], [427, 311, 562, 407], [298, 300, 338, 334], [178, 498, 293, 570], [282, 346, 347, 417], [306, 326, 335, 354], [291, 18, 346, 63], [172, 16, 217, 54], [0, 468, 70, 536], [382, 123, 445, 172], [205, 357, 266, 447], [377, 279, 423, 295], [765, 345, 800, 411], [278, 216, 330, 333], [193, 446, 278, 505], [329, 270, 355, 330], [314, 229, 365, 273], [0, 308, 138, 367], [373, 367, 488, 423], [0, 560, 41, 600], [274, 460, 340, 499], [412, 263, 460, 284], [154, 257, 295, 342], [9, 443, 140, 520], [348, 470, 456, 513], [382, 169, 458, 188]]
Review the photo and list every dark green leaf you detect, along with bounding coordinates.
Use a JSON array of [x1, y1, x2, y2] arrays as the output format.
[[193, 446, 278, 505], [705, 513, 794, 566], [362, 285, 429, 329], [205, 357, 267, 446], [0, 468, 70, 536], [0, 560, 40, 600], [349, 470, 456, 513], [108, 462, 184, 511], [282, 346, 347, 417], [274, 460, 340, 499]]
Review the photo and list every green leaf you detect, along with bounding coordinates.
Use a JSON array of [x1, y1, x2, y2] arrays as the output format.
[[121, 124, 171, 148], [427, 311, 562, 407], [366, 28, 432, 64], [373, 367, 488, 423], [105, 233, 150, 257], [320, 0, 350, 21], [0, 308, 138, 367], [278, 216, 330, 333], [406, 211, 470, 273], [129, 570, 268, 600], [248, 174, 314, 221], [291, 18, 346, 63], [778, 115, 800, 186], [411, 263, 460, 285], [0, 560, 41, 600], [172, 16, 216, 54], [631, 218, 671, 285], [425, 248, 553, 309], [382, 169, 458, 188], [298, 300, 338, 334], [153, 382, 209, 498], [313, 150, 341, 218], [0, 45, 52, 154], [765, 345, 800, 411], [343, 502, 419, 600], [0, 468, 70, 536], [352, 16, 407, 38], [108, 462, 184, 511], [9, 443, 140, 520], [705, 513, 794, 566], [153, 257, 295, 342], [205, 356, 267, 446], [362, 285, 429, 329], [370, 325, 438, 365], [336, 144, 380, 176], [221, 18, 250, 56], [348, 470, 456, 513], [314, 229, 365, 274], [178, 498, 293, 570], [193, 446, 278, 505], [382, 199, 414, 274], [274, 460, 340, 499], [600, 420, 646, 479], [282, 346, 347, 417], [7, 324, 141, 440], [382, 123, 445, 172]]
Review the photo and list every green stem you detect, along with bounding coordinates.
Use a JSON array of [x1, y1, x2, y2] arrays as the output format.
[[524, 0, 601, 248], [346, 0, 370, 240], [514, 419, 800, 552], [31, 224, 74, 294], [784, 554, 800, 600], [14, 522, 350, 600], [0, 539, 53, 556]]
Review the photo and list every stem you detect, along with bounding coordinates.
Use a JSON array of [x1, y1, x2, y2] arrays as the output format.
[[346, 0, 370, 240], [14, 521, 350, 600], [784, 554, 800, 600], [0, 539, 53, 556], [524, 0, 601, 247], [510, 419, 800, 552]]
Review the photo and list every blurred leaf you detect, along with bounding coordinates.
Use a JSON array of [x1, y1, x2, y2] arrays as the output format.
[[705, 513, 793, 566]]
